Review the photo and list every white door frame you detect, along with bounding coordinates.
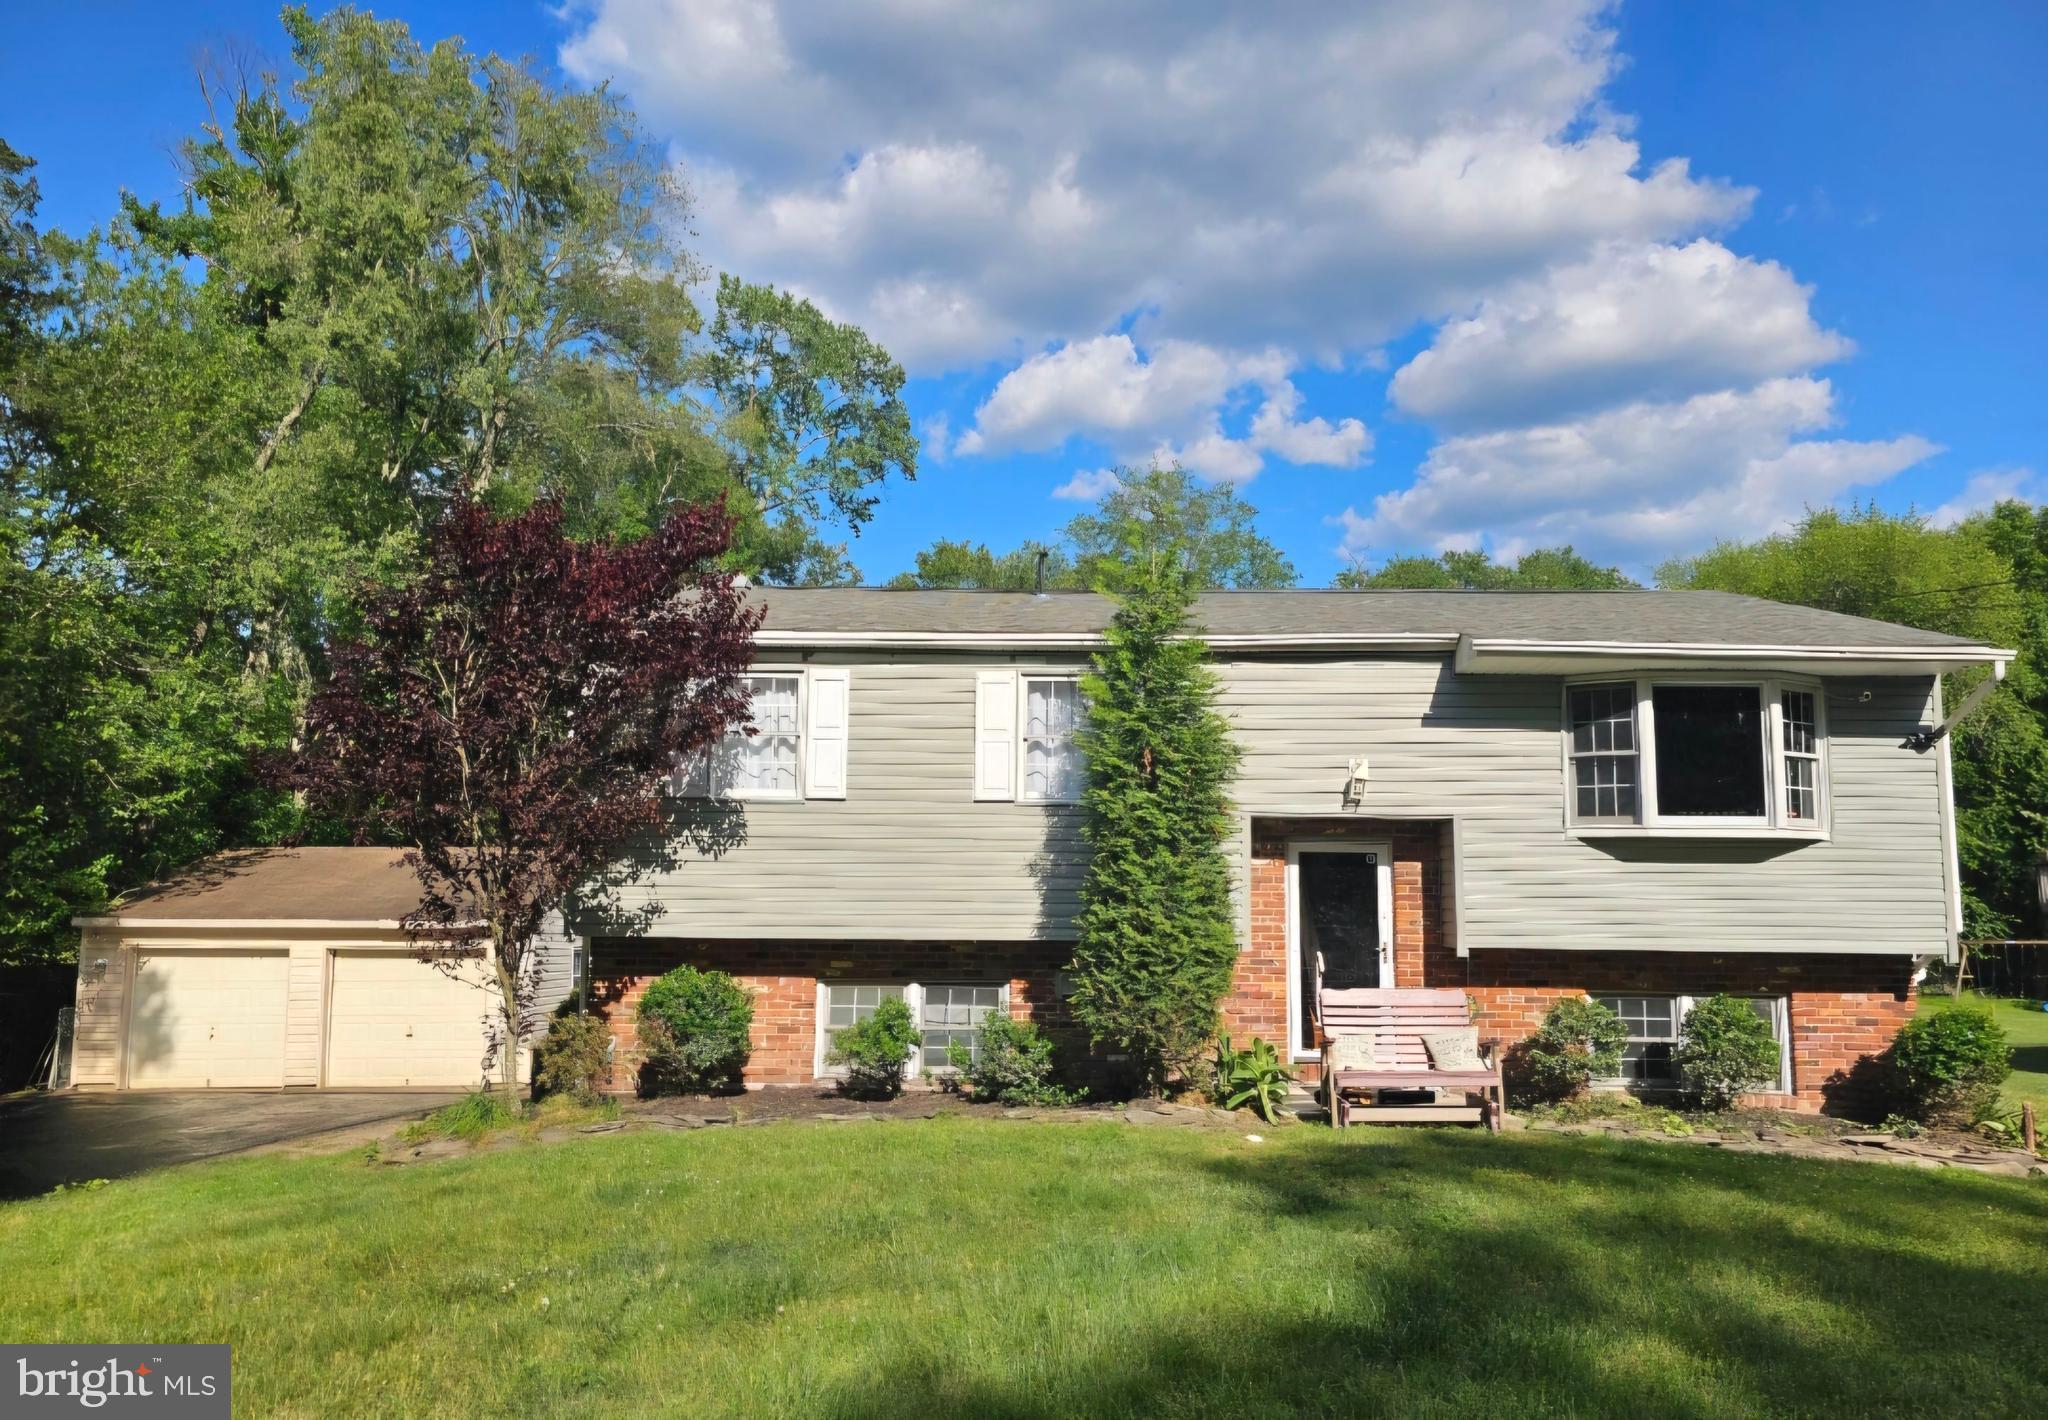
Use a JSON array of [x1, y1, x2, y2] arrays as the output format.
[[1284, 839, 1394, 1062]]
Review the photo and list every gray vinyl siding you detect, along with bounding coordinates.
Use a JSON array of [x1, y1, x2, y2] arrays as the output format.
[[1219, 655, 1949, 955], [601, 654, 1086, 940], [525, 909, 579, 1034], [604, 651, 1953, 957]]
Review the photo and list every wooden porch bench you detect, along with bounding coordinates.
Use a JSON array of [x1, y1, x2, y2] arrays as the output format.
[[1317, 986, 1504, 1133]]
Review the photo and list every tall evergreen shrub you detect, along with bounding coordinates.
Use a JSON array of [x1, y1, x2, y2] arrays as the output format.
[[1067, 544, 1241, 1093]]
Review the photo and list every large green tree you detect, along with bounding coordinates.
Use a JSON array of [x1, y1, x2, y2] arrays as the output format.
[[1662, 504, 2042, 937], [888, 465, 1294, 592], [0, 6, 914, 965], [1067, 527, 1243, 1093], [1335, 546, 1634, 590]]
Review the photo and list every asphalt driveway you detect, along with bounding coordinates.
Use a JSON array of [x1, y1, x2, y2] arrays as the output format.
[[0, 1090, 463, 1199]]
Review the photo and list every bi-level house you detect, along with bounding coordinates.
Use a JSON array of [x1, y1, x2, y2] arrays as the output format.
[[67, 587, 2009, 1113], [588, 587, 2009, 1113]]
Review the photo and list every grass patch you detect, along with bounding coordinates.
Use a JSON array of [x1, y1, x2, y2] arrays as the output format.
[[1, 1121, 2042, 1416], [397, 1091, 622, 1145], [1915, 989, 2048, 1116], [397, 1091, 520, 1144], [529, 1093, 622, 1130]]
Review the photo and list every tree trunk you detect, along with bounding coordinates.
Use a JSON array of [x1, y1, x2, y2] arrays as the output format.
[[491, 936, 522, 1111]]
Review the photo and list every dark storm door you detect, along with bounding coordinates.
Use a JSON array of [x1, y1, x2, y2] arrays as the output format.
[[1295, 847, 1391, 1055]]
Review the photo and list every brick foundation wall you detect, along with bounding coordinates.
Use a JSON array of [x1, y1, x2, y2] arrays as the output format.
[[1243, 818, 1919, 1115], [590, 939, 1076, 1091], [594, 819, 1920, 1114]]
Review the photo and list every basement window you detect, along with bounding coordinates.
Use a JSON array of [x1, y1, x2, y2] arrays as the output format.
[[1595, 993, 1792, 1094]]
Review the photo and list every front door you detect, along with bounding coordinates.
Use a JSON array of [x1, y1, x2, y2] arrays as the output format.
[[1292, 845, 1393, 1056]]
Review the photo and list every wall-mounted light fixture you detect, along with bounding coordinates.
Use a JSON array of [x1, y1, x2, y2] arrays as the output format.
[[1344, 756, 1369, 806]]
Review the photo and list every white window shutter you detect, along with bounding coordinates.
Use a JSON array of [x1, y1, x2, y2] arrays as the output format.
[[805, 669, 851, 799], [974, 669, 1018, 801], [671, 750, 710, 798]]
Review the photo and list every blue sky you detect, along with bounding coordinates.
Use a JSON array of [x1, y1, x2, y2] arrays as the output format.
[[5, 2, 2042, 585]]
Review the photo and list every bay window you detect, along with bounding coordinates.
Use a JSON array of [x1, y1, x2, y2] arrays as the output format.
[[1565, 677, 1826, 832]]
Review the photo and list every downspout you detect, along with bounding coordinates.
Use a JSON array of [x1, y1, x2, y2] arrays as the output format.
[[1921, 658, 2010, 965], [1910, 658, 2007, 751]]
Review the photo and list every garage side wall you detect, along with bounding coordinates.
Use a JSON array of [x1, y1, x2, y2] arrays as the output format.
[[69, 930, 124, 1087]]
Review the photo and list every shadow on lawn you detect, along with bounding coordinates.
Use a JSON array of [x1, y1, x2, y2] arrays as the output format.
[[808, 1130, 2048, 1419]]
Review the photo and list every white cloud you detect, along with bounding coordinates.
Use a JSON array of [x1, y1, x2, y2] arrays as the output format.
[[960, 335, 1368, 483], [1390, 240, 1853, 431], [562, 1, 1748, 374], [1249, 382, 1372, 468], [1929, 468, 2037, 528], [958, 336, 1247, 455], [1052, 467, 1122, 502], [559, 1, 1935, 564], [1336, 379, 1939, 565]]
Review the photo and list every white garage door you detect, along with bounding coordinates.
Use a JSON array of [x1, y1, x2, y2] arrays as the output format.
[[327, 951, 494, 1087], [128, 950, 289, 1088]]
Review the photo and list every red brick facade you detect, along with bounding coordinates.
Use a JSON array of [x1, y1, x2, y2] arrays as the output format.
[[590, 938, 1078, 1091], [1241, 817, 1917, 1114], [592, 816, 1919, 1115]]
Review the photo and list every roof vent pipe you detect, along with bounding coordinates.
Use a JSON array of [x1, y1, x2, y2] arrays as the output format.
[[1035, 549, 1049, 597]]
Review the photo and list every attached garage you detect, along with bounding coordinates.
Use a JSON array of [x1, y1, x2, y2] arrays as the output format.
[[69, 848, 577, 1091], [326, 950, 496, 1087], [127, 949, 289, 1088]]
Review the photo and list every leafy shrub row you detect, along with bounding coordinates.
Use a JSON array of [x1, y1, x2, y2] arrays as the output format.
[[1520, 993, 1780, 1107], [948, 1013, 1077, 1106]]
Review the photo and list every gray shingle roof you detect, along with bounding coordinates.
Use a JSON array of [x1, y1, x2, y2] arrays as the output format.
[[747, 587, 1997, 653]]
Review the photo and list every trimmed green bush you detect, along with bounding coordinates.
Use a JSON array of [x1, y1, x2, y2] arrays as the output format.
[[948, 1014, 1077, 1106], [1891, 1007, 2010, 1125], [635, 965, 753, 1094], [828, 996, 918, 1098], [1673, 995, 1782, 1109], [1522, 996, 1629, 1101], [533, 1009, 613, 1101]]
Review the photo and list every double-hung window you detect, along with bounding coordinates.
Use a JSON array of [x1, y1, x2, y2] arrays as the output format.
[[675, 668, 851, 802], [975, 670, 1084, 803], [1780, 689, 1822, 823], [919, 984, 1008, 1068], [814, 981, 1009, 1077], [725, 674, 802, 799], [1596, 995, 1679, 1083], [1565, 677, 1827, 832], [1595, 993, 1792, 1094], [1021, 677, 1083, 803]]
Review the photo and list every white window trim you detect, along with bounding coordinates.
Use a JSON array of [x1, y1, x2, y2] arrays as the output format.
[[1561, 673, 1830, 837], [914, 981, 1013, 1076], [1283, 839, 1394, 1063], [1016, 673, 1084, 806], [678, 667, 813, 803], [1594, 992, 1794, 1096], [812, 980, 1011, 1079], [723, 671, 805, 802]]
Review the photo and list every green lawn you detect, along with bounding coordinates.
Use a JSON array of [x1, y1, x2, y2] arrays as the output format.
[[1915, 988, 2048, 1114], [2, 1121, 2044, 1418]]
